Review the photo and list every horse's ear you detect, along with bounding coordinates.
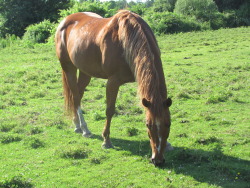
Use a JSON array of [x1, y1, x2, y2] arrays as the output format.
[[163, 98, 172, 108], [142, 98, 151, 108]]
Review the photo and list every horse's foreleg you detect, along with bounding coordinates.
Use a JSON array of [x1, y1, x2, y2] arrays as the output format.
[[77, 71, 92, 137], [102, 78, 121, 149]]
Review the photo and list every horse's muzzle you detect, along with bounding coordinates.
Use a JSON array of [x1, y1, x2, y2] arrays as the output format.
[[151, 158, 165, 167]]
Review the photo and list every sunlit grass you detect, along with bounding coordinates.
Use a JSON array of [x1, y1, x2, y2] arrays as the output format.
[[0, 27, 249, 187]]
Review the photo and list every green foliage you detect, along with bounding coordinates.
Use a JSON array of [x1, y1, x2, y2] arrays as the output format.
[[25, 137, 45, 149], [23, 20, 55, 44], [0, 176, 33, 188], [213, 0, 246, 12], [174, 0, 219, 22], [0, 134, 22, 144], [59, 1, 108, 18], [58, 146, 90, 159], [30, 127, 43, 135], [195, 136, 221, 145], [128, 3, 147, 15], [0, 0, 72, 38], [0, 34, 20, 49], [206, 92, 232, 104], [0, 22, 249, 188], [153, 0, 177, 12], [173, 0, 249, 29], [236, 1, 250, 26], [144, 11, 202, 34], [126, 127, 139, 136]]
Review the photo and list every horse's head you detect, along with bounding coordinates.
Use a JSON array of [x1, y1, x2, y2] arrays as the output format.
[[142, 97, 172, 167]]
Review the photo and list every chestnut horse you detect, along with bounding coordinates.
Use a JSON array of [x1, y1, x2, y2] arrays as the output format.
[[55, 10, 172, 166]]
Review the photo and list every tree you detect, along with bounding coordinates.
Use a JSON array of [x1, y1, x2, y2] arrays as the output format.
[[0, 0, 72, 38], [174, 0, 218, 21], [153, 0, 177, 12], [213, 0, 246, 12]]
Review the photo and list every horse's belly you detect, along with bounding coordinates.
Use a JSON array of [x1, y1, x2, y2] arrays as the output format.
[[69, 43, 107, 78], [76, 58, 108, 79], [81, 66, 108, 79]]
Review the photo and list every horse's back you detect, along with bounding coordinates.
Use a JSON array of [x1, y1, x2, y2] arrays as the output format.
[[56, 12, 112, 77], [55, 11, 135, 81], [56, 12, 105, 50]]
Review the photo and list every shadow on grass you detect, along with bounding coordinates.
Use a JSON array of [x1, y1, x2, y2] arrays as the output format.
[[91, 134, 250, 187]]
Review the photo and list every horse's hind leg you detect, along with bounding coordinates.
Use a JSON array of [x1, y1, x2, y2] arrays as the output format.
[[77, 71, 91, 137], [61, 64, 91, 137], [102, 77, 121, 148]]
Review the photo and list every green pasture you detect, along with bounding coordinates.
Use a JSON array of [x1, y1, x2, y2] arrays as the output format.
[[0, 27, 249, 187]]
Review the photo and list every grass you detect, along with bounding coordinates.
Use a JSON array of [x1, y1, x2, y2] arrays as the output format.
[[0, 27, 249, 187]]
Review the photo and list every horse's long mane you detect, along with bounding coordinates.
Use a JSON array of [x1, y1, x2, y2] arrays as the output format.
[[115, 10, 167, 115]]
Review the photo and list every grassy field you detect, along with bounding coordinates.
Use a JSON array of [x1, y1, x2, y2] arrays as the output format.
[[0, 27, 249, 188]]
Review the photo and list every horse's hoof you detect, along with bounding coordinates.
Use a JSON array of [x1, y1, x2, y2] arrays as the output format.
[[102, 142, 114, 149], [166, 142, 174, 152], [74, 128, 83, 133], [82, 131, 92, 138]]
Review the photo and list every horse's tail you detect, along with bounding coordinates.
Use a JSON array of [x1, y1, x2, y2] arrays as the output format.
[[62, 70, 74, 116], [56, 18, 76, 116]]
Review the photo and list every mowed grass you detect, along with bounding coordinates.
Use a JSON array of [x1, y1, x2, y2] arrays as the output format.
[[0, 27, 249, 187]]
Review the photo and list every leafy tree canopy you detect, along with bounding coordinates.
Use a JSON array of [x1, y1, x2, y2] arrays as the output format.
[[0, 0, 72, 37]]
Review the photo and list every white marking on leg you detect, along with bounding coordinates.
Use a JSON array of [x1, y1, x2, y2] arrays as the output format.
[[77, 106, 91, 137], [73, 116, 82, 133]]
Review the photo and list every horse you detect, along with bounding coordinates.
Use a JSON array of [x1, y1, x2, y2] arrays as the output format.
[[55, 10, 172, 166]]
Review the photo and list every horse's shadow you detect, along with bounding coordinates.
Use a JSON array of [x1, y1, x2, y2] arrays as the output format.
[[91, 134, 249, 187]]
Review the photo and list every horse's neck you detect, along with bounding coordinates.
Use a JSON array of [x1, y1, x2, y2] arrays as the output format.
[[137, 60, 166, 102], [155, 62, 167, 98]]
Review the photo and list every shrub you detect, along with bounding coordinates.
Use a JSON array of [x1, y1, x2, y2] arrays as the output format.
[[129, 3, 147, 16], [236, 2, 250, 26], [0, 0, 72, 38], [143, 11, 202, 34], [25, 137, 45, 149], [153, 0, 177, 12], [174, 0, 219, 22], [0, 176, 33, 188], [0, 134, 22, 144], [214, 0, 246, 12], [0, 34, 20, 49], [126, 127, 139, 136], [23, 20, 55, 44], [208, 12, 228, 29], [58, 146, 90, 159], [59, 1, 107, 19]]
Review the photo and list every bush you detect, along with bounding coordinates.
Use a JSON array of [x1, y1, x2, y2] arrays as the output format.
[[214, 0, 246, 12], [236, 2, 250, 26], [0, 0, 72, 38], [174, 0, 219, 22], [129, 3, 147, 16], [0, 176, 33, 188], [0, 34, 20, 49], [143, 11, 202, 34], [23, 20, 55, 44], [153, 0, 177, 12], [59, 1, 107, 19]]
